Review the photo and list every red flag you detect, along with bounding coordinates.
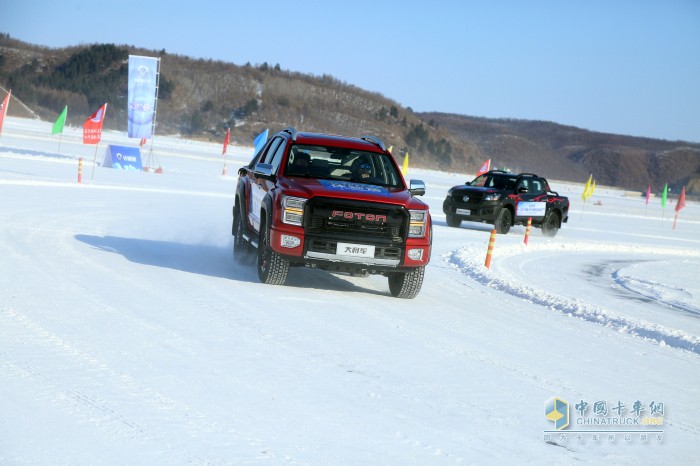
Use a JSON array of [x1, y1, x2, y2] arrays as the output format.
[[645, 186, 651, 205], [82, 103, 107, 144], [675, 186, 686, 213], [139, 138, 147, 147], [0, 90, 10, 134], [222, 127, 231, 155], [476, 159, 491, 177]]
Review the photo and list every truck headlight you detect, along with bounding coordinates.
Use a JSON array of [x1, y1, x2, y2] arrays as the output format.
[[408, 209, 427, 237], [483, 193, 500, 201], [282, 196, 307, 226]]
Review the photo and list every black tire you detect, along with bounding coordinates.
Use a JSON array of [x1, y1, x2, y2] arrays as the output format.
[[232, 203, 254, 263], [494, 208, 512, 235], [388, 266, 425, 299], [256, 217, 289, 285], [446, 213, 462, 228], [541, 210, 560, 237]]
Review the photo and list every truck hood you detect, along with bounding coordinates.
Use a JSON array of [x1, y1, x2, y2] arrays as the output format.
[[451, 185, 499, 195], [281, 177, 426, 208]]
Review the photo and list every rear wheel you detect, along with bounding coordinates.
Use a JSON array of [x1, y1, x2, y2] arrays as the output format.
[[446, 213, 462, 228], [541, 210, 560, 237], [494, 208, 512, 235], [388, 266, 425, 299], [257, 217, 289, 285]]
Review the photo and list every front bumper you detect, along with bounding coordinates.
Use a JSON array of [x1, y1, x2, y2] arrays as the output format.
[[443, 197, 500, 222], [269, 227, 431, 270]]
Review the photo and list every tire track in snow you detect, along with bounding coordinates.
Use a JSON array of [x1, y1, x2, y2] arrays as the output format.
[[611, 266, 700, 317], [447, 242, 700, 355]]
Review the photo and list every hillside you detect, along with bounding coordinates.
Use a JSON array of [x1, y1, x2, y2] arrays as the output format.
[[1, 33, 699, 194], [420, 113, 700, 195]]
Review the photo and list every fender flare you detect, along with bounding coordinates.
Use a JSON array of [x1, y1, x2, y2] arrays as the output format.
[[232, 179, 248, 235], [259, 192, 274, 237]]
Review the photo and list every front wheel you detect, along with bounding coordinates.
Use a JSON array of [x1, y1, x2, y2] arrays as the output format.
[[446, 213, 462, 228], [494, 208, 512, 235], [541, 210, 560, 237], [257, 218, 289, 285], [388, 266, 425, 299]]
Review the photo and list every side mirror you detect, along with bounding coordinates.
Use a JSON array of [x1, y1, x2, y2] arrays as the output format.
[[409, 179, 426, 196], [253, 162, 275, 181]]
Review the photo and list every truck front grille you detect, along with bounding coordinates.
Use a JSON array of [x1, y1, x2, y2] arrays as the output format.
[[305, 198, 407, 244]]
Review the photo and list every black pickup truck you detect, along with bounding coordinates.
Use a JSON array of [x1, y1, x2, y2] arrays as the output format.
[[442, 170, 569, 236]]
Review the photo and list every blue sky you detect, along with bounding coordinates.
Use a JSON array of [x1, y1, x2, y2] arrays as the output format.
[[4, 0, 699, 142]]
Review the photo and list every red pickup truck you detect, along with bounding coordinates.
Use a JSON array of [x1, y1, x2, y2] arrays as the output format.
[[232, 128, 432, 298]]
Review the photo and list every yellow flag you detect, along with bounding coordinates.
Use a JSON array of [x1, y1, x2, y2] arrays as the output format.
[[581, 174, 592, 201], [590, 180, 596, 199], [402, 152, 409, 175]]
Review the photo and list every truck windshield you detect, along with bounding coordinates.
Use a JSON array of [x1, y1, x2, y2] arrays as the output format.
[[472, 174, 517, 189], [285, 145, 403, 188]]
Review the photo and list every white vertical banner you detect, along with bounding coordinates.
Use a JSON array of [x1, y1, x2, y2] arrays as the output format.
[[127, 55, 159, 139]]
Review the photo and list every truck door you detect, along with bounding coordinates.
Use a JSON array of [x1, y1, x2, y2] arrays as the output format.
[[249, 137, 284, 232]]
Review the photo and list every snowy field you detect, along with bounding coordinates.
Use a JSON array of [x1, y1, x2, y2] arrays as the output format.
[[1, 117, 699, 465]]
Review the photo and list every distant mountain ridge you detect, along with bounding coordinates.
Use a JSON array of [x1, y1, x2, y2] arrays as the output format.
[[419, 113, 700, 196], [1, 33, 698, 194]]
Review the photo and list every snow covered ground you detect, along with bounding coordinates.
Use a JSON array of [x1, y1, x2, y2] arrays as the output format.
[[1, 117, 699, 465]]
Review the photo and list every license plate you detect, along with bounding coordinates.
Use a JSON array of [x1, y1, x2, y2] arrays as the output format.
[[336, 242, 375, 258], [456, 208, 471, 215]]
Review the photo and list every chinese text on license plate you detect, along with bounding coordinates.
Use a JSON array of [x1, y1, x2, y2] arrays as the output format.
[[337, 242, 375, 258]]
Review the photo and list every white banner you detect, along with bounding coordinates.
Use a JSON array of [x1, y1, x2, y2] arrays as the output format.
[[517, 201, 547, 218], [127, 55, 159, 139]]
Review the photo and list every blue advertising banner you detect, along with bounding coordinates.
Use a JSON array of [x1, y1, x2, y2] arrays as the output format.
[[128, 55, 159, 139], [101, 145, 143, 171]]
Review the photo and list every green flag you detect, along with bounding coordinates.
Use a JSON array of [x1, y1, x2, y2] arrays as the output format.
[[661, 183, 668, 208], [52, 105, 67, 135]]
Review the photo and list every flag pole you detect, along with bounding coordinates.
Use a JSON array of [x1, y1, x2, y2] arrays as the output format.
[[91, 143, 99, 181], [91, 103, 107, 181], [146, 57, 162, 172]]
